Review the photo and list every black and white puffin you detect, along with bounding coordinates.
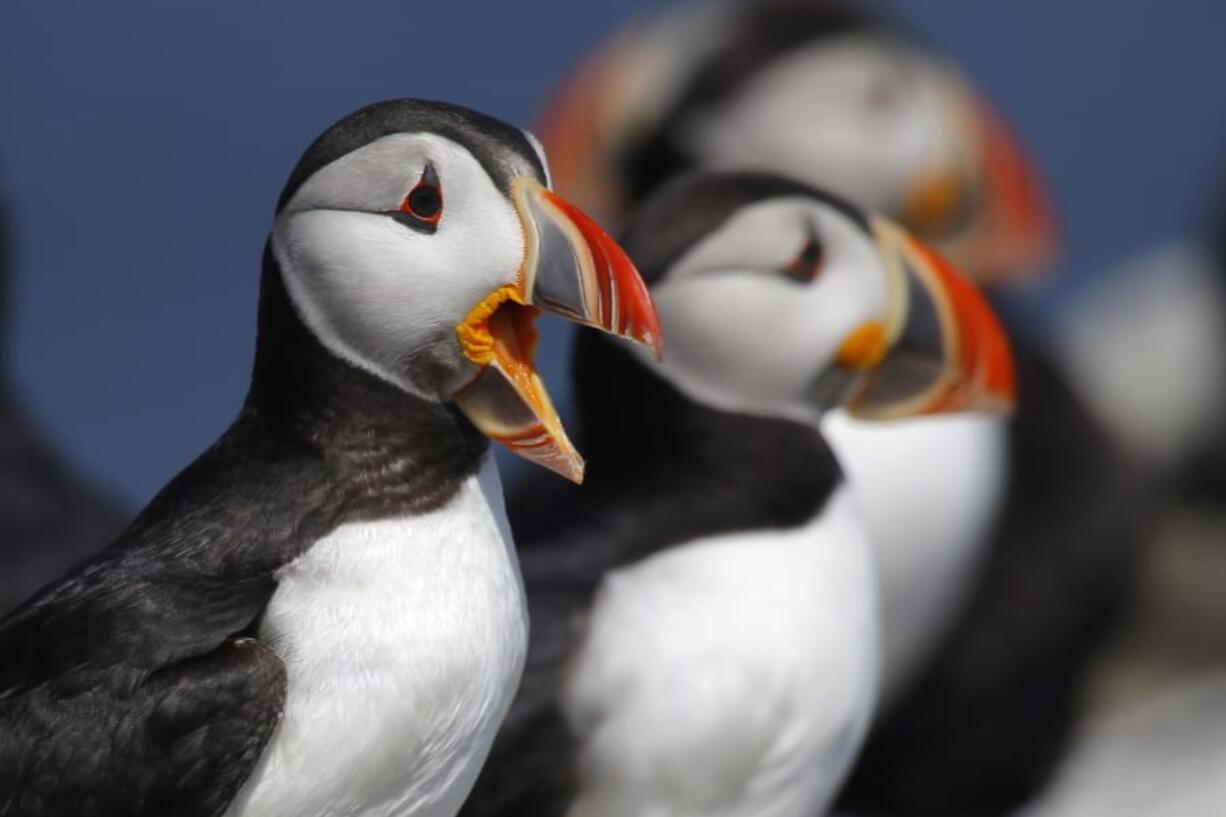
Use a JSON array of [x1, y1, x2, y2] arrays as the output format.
[[0, 187, 125, 615], [0, 99, 661, 817], [462, 171, 1015, 817], [532, 2, 1149, 811], [538, 0, 1048, 696]]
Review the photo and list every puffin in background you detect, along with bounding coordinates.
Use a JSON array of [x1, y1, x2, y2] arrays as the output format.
[[1016, 674, 1226, 817], [1055, 177, 1226, 727], [531, 1, 1150, 812], [0, 183, 125, 615], [463, 172, 1016, 817], [1056, 178, 1226, 500], [0, 99, 661, 817]]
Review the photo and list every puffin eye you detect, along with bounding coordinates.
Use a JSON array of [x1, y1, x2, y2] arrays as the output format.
[[782, 233, 824, 283], [393, 165, 443, 232]]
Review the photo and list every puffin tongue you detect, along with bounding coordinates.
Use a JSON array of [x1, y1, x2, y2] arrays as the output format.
[[452, 301, 584, 483]]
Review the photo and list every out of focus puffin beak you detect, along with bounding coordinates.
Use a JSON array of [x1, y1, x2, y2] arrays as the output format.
[[900, 99, 1057, 286], [839, 218, 1017, 420]]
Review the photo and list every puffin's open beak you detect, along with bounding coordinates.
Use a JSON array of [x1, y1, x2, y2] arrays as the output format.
[[453, 177, 663, 483], [900, 100, 1056, 286], [838, 218, 1016, 420]]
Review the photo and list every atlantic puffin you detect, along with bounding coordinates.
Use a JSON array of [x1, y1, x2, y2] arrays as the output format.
[[0, 99, 661, 817], [531, 1, 1148, 812], [0, 187, 125, 615], [461, 171, 1015, 817]]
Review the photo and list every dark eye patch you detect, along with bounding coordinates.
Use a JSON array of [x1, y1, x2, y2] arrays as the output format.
[[782, 230, 824, 283], [389, 163, 443, 234]]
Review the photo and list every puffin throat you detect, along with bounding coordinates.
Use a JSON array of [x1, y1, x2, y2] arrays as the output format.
[[457, 285, 540, 369], [453, 285, 582, 483]]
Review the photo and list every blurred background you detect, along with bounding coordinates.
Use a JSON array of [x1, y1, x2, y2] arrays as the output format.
[[1, 0, 1224, 506]]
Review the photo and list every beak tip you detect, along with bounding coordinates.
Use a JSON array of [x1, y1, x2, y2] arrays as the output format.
[[557, 458, 586, 484], [643, 331, 664, 362]]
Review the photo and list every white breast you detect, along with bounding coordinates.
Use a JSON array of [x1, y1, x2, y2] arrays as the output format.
[[225, 454, 528, 817], [562, 486, 880, 817], [821, 410, 1008, 701]]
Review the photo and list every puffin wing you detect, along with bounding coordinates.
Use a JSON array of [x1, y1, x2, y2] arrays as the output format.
[[0, 422, 310, 817], [0, 584, 287, 817]]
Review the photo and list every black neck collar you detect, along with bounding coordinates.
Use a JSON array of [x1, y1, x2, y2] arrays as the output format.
[[242, 246, 489, 516], [514, 330, 841, 566]]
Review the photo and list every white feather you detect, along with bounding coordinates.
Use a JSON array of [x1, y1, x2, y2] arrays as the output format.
[[822, 410, 1008, 700], [562, 486, 879, 817], [1056, 242, 1226, 471], [225, 454, 528, 817]]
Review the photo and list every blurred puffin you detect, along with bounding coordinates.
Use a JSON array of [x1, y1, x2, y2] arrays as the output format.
[[531, 1, 1149, 812], [0, 99, 661, 817], [462, 172, 1015, 817], [0, 187, 125, 615], [1055, 178, 1226, 723], [1057, 181, 1226, 500]]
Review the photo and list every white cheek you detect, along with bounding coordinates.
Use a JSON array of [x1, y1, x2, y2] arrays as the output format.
[[684, 36, 955, 214], [649, 276, 832, 419], [640, 199, 889, 420], [274, 212, 450, 395], [273, 194, 523, 397]]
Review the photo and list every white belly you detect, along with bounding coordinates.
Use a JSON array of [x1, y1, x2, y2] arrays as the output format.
[[821, 410, 1008, 701], [563, 487, 879, 817], [225, 454, 528, 817]]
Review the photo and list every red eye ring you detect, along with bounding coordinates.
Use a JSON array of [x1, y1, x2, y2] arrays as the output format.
[[400, 165, 443, 226]]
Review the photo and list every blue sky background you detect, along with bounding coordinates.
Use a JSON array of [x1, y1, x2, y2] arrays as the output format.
[[1, 0, 1224, 507]]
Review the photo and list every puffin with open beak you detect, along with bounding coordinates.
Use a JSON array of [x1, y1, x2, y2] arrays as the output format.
[[527, 1, 1150, 813], [0, 99, 660, 817], [462, 171, 1015, 817]]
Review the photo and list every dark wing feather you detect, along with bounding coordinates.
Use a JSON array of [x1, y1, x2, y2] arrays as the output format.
[[2, 638, 285, 817], [0, 411, 324, 817]]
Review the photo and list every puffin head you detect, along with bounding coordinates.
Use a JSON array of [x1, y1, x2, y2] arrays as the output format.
[[271, 99, 662, 482], [540, 0, 1055, 286], [619, 172, 1015, 422]]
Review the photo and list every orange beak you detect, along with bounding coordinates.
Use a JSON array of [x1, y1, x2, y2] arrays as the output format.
[[453, 178, 663, 483], [899, 98, 1057, 287], [966, 101, 1057, 285], [841, 218, 1016, 420], [534, 36, 640, 224]]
